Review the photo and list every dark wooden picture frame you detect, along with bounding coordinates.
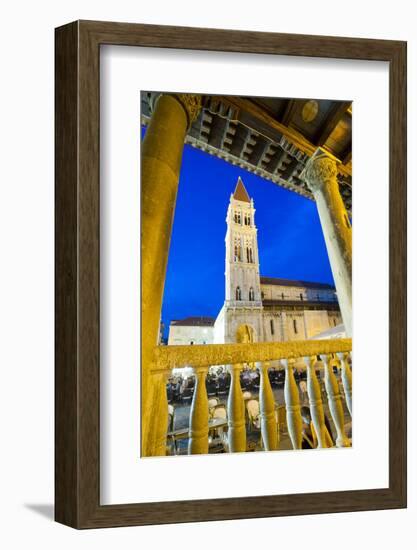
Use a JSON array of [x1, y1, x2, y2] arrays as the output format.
[[55, 20, 407, 529]]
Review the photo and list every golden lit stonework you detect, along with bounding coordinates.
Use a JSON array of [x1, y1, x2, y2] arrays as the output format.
[[149, 93, 202, 130], [172, 93, 202, 128], [302, 99, 319, 122]]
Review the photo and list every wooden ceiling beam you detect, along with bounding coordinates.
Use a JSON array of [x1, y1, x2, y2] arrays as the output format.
[[218, 95, 351, 178], [342, 150, 352, 165], [315, 101, 352, 147], [280, 157, 299, 180], [281, 99, 298, 125]]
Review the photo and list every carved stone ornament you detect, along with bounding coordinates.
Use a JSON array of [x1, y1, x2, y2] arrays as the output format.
[[303, 153, 338, 193], [149, 92, 202, 129]]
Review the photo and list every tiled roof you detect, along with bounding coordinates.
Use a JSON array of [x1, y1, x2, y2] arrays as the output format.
[[171, 316, 215, 327], [233, 177, 251, 203], [260, 276, 335, 290], [262, 299, 339, 310]]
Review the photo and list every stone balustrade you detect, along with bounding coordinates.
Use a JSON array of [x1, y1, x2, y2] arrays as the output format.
[[147, 339, 352, 456]]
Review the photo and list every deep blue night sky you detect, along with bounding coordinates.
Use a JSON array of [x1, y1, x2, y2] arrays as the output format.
[[141, 126, 334, 338], [157, 143, 334, 338]]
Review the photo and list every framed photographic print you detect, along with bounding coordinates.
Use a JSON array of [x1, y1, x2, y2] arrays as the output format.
[[55, 20, 407, 528]]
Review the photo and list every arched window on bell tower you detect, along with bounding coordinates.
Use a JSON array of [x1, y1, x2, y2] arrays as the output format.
[[234, 241, 242, 262], [246, 247, 254, 263], [236, 286, 242, 301], [249, 287, 254, 301]]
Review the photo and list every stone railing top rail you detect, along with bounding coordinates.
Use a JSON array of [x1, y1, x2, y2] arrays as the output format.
[[152, 338, 352, 372]]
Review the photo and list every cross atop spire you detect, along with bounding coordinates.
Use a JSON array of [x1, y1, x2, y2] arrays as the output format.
[[233, 177, 251, 203]]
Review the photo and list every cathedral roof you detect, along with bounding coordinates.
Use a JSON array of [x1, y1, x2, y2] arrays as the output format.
[[262, 299, 339, 310], [260, 276, 335, 290], [233, 177, 251, 203], [171, 316, 215, 327]]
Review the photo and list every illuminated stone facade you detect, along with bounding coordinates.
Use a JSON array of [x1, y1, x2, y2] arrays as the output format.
[[168, 317, 215, 346], [213, 178, 342, 345]]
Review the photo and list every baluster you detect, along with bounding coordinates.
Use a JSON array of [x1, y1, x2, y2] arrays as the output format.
[[337, 352, 352, 417], [227, 364, 246, 452], [320, 354, 351, 447], [304, 355, 329, 448], [258, 361, 279, 451], [152, 372, 169, 455], [188, 367, 209, 455], [282, 358, 303, 449]]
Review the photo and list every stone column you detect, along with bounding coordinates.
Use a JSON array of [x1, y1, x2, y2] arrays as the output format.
[[188, 367, 209, 455], [337, 351, 352, 417], [304, 355, 329, 448], [258, 362, 279, 451], [152, 372, 170, 456], [227, 364, 246, 452], [320, 354, 350, 447], [302, 149, 352, 336], [141, 93, 201, 456], [282, 358, 303, 450]]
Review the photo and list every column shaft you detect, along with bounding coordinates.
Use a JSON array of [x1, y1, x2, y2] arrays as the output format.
[[188, 368, 209, 455], [141, 94, 200, 456], [302, 150, 352, 336], [305, 355, 329, 448], [258, 362, 279, 451], [337, 352, 353, 417], [227, 364, 246, 452], [321, 354, 350, 447], [282, 358, 303, 450]]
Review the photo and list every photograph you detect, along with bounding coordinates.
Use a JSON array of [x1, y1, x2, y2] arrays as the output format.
[[141, 92, 353, 457], [0, 0, 410, 541]]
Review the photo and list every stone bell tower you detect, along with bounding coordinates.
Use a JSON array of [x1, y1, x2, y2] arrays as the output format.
[[222, 177, 263, 342]]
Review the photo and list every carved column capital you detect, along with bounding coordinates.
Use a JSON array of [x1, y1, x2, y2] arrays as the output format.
[[172, 94, 202, 128], [150, 93, 202, 129], [302, 150, 338, 194]]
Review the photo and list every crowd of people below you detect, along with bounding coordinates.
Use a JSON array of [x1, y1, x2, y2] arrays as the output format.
[[166, 361, 352, 452], [166, 361, 342, 405]]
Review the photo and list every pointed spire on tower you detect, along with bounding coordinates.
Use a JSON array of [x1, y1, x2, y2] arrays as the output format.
[[233, 177, 251, 203]]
